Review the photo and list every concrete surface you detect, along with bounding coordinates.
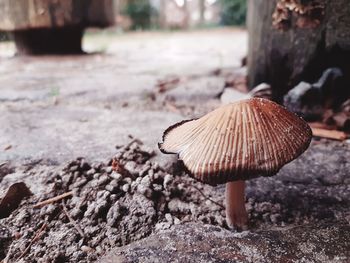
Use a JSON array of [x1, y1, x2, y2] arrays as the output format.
[[0, 28, 247, 165]]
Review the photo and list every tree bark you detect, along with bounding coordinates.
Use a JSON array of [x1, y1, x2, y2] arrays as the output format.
[[183, 0, 189, 29], [0, 0, 114, 31], [247, 0, 350, 102], [0, 0, 114, 55], [12, 27, 83, 55], [199, 0, 206, 25], [159, 0, 167, 29]]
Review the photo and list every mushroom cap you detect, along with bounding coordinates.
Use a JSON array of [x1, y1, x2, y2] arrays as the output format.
[[159, 98, 312, 185]]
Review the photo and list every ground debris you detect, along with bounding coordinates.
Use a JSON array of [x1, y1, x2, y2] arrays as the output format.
[[0, 183, 32, 219], [156, 76, 180, 93], [0, 139, 349, 262], [33, 191, 73, 209], [0, 140, 224, 262]]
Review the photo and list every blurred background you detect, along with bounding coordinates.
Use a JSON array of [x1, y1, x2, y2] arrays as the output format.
[[0, 0, 250, 164], [0, 0, 247, 45]]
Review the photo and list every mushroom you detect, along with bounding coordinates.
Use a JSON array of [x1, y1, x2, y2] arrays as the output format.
[[159, 98, 312, 229]]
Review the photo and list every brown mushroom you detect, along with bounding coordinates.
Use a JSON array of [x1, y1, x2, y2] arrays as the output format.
[[159, 98, 312, 229]]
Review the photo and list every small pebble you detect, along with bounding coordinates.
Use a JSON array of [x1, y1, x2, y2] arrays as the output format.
[[141, 175, 151, 188], [165, 213, 173, 224], [163, 174, 173, 190], [81, 245, 93, 253], [93, 173, 101, 179], [105, 184, 118, 193], [173, 217, 181, 225], [123, 177, 132, 185], [87, 169, 96, 176], [109, 172, 122, 181], [97, 174, 109, 186], [72, 178, 87, 188], [95, 246, 103, 255], [104, 167, 113, 174], [70, 165, 79, 172], [122, 184, 130, 193]]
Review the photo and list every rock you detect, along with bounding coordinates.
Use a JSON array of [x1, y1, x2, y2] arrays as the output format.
[[283, 68, 346, 120], [99, 222, 350, 263], [284, 81, 324, 120], [313, 68, 344, 97], [249, 83, 272, 99]]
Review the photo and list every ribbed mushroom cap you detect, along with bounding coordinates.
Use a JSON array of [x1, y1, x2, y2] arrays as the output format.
[[159, 98, 312, 185]]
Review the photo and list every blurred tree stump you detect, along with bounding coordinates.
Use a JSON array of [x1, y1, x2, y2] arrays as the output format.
[[247, 0, 350, 102], [0, 0, 114, 54]]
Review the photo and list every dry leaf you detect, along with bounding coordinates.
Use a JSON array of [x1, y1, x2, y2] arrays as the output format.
[[0, 182, 32, 219]]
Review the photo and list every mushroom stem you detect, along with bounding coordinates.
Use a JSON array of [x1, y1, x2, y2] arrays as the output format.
[[225, 180, 248, 229]]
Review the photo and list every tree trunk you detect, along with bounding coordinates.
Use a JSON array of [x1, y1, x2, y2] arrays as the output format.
[[0, 0, 114, 54], [199, 0, 206, 25], [12, 27, 84, 55], [247, 0, 350, 102], [183, 0, 189, 29], [159, 0, 167, 29]]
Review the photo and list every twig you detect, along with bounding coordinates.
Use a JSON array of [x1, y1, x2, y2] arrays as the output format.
[[311, 127, 348, 141], [3, 145, 11, 151], [18, 223, 48, 259], [308, 121, 335, 129], [62, 202, 84, 238], [192, 185, 225, 209], [33, 191, 73, 208]]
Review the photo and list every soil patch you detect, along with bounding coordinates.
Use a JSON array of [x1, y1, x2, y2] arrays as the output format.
[[1, 139, 349, 262]]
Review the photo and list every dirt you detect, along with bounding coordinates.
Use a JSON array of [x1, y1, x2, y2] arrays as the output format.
[[1, 138, 349, 262]]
